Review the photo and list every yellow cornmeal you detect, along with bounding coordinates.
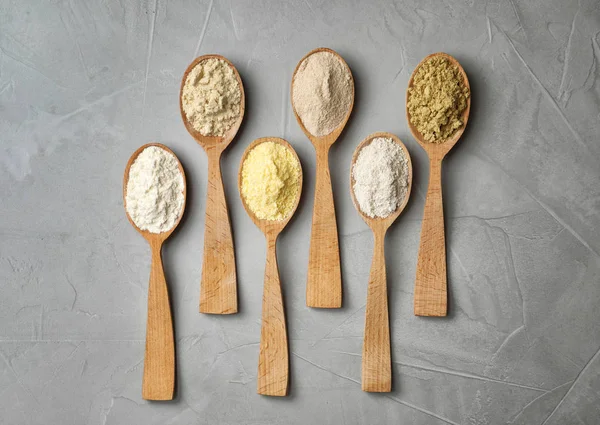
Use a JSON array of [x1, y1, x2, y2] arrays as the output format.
[[407, 56, 470, 143], [241, 142, 301, 221]]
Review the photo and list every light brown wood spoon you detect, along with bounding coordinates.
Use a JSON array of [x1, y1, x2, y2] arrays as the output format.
[[291, 47, 354, 308], [180, 55, 245, 314], [349, 133, 413, 392], [406, 52, 471, 317], [238, 138, 303, 396], [123, 143, 186, 400]]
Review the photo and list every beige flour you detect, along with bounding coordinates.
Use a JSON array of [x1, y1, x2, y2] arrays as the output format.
[[181, 58, 241, 136], [292, 51, 353, 137]]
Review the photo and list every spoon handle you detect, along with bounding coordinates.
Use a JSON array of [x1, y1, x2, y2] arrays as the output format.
[[142, 239, 175, 400], [362, 230, 391, 392], [414, 157, 447, 316], [200, 148, 237, 314], [257, 233, 289, 396], [306, 145, 342, 308]]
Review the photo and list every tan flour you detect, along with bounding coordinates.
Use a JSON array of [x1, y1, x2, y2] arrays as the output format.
[[181, 58, 241, 136]]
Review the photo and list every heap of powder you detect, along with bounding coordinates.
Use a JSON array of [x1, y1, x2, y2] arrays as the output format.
[[352, 137, 409, 219], [126, 146, 185, 233], [292, 51, 353, 137], [181, 58, 242, 136], [407, 56, 470, 143], [240, 142, 301, 221]]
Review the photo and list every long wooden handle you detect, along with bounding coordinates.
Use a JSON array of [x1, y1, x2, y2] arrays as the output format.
[[306, 145, 342, 308], [200, 147, 237, 314], [257, 234, 289, 396], [414, 157, 447, 316], [362, 231, 391, 392], [142, 240, 175, 400]]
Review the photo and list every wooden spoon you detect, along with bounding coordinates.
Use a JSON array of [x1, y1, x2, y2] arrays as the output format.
[[180, 55, 245, 314], [349, 133, 413, 392], [291, 47, 354, 309], [238, 138, 303, 396], [406, 52, 471, 317], [123, 143, 186, 400]]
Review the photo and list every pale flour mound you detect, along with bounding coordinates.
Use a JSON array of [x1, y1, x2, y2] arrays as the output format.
[[352, 137, 409, 219], [292, 51, 353, 137], [126, 146, 185, 233], [181, 58, 241, 136]]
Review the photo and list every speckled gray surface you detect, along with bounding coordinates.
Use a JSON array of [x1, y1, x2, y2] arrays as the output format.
[[1, 0, 599, 424]]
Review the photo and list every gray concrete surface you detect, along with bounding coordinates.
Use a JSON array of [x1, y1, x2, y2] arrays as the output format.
[[1, 0, 599, 423]]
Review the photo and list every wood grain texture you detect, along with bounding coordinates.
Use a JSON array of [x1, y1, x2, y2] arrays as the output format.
[[257, 233, 288, 396], [414, 154, 447, 316], [362, 230, 391, 392], [349, 132, 413, 393], [406, 52, 471, 317], [237, 138, 303, 397], [290, 47, 354, 309], [180, 54, 245, 315], [143, 238, 175, 400], [123, 143, 186, 401], [200, 145, 237, 314], [306, 144, 341, 308]]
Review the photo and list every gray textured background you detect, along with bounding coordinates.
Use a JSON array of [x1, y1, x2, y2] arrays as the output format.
[[1, 0, 599, 424]]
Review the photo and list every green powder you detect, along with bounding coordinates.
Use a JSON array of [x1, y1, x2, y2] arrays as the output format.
[[407, 57, 470, 143]]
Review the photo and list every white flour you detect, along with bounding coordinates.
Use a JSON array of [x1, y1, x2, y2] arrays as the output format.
[[352, 137, 409, 219], [125, 146, 185, 233]]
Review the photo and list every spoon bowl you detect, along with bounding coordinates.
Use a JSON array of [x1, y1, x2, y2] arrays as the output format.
[[123, 143, 186, 401], [406, 52, 471, 157], [123, 143, 187, 242], [238, 138, 303, 235], [291, 47, 355, 149], [349, 132, 412, 392], [238, 137, 303, 396], [180, 54, 246, 149], [291, 47, 354, 308], [350, 132, 413, 233], [180, 54, 245, 314], [406, 52, 471, 317]]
